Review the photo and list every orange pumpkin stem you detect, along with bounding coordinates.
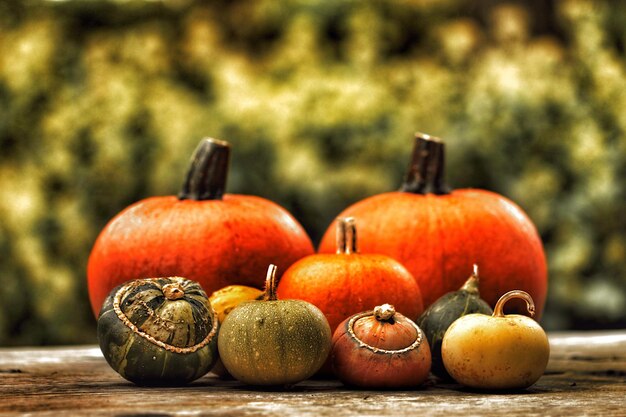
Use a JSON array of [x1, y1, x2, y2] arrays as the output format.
[[263, 264, 279, 301], [400, 133, 450, 195], [493, 290, 536, 318], [336, 217, 358, 254], [179, 138, 230, 201]]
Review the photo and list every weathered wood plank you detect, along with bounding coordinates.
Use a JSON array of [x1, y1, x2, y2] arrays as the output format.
[[1, 331, 625, 416], [547, 331, 626, 373]]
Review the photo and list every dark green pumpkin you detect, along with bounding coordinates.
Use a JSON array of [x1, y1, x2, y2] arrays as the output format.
[[217, 265, 332, 386], [97, 277, 219, 386], [416, 265, 493, 379]]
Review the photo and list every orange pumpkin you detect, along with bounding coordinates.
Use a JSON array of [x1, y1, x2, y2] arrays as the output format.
[[318, 134, 548, 318], [276, 217, 424, 333], [88, 138, 314, 316]]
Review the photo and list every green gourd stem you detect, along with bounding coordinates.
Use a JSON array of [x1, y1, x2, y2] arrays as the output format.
[[336, 217, 358, 255], [460, 264, 481, 294], [400, 133, 451, 195], [263, 264, 279, 301], [374, 304, 396, 322], [493, 290, 536, 318], [178, 138, 230, 201]]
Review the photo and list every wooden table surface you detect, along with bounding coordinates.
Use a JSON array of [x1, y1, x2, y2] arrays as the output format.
[[1, 330, 625, 416]]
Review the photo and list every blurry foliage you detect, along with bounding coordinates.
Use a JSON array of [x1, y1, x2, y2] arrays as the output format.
[[0, 0, 625, 345]]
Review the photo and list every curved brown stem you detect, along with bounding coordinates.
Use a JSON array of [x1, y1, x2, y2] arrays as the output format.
[[263, 264, 279, 301], [493, 290, 535, 318], [400, 133, 450, 195], [178, 138, 230, 201]]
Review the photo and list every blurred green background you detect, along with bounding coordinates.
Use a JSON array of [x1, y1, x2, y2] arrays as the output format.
[[0, 0, 625, 346]]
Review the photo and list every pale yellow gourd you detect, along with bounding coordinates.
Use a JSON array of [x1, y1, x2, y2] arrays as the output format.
[[441, 290, 549, 390]]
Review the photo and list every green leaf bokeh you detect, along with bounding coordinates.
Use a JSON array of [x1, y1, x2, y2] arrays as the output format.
[[0, 0, 625, 345]]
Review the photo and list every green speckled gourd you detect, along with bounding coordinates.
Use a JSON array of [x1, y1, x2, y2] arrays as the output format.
[[416, 265, 493, 379], [217, 264, 332, 386], [97, 277, 219, 386]]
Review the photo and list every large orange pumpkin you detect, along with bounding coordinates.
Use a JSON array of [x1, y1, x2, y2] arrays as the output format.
[[318, 134, 548, 318], [88, 138, 314, 316], [277, 217, 424, 333]]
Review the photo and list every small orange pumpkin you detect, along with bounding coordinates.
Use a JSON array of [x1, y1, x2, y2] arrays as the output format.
[[331, 304, 431, 388], [276, 217, 424, 333]]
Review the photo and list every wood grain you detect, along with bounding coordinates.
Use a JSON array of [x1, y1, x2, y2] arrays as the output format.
[[1, 331, 625, 416]]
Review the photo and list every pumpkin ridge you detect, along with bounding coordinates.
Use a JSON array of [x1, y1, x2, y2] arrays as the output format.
[[462, 292, 472, 315], [189, 298, 211, 345], [442, 193, 472, 302], [430, 195, 446, 304], [116, 332, 135, 378], [161, 350, 173, 380]]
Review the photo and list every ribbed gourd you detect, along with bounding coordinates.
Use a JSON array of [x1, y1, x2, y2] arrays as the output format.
[[217, 265, 332, 386], [417, 264, 493, 379], [331, 304, 431, 388], [97, 277, 219, 386]]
